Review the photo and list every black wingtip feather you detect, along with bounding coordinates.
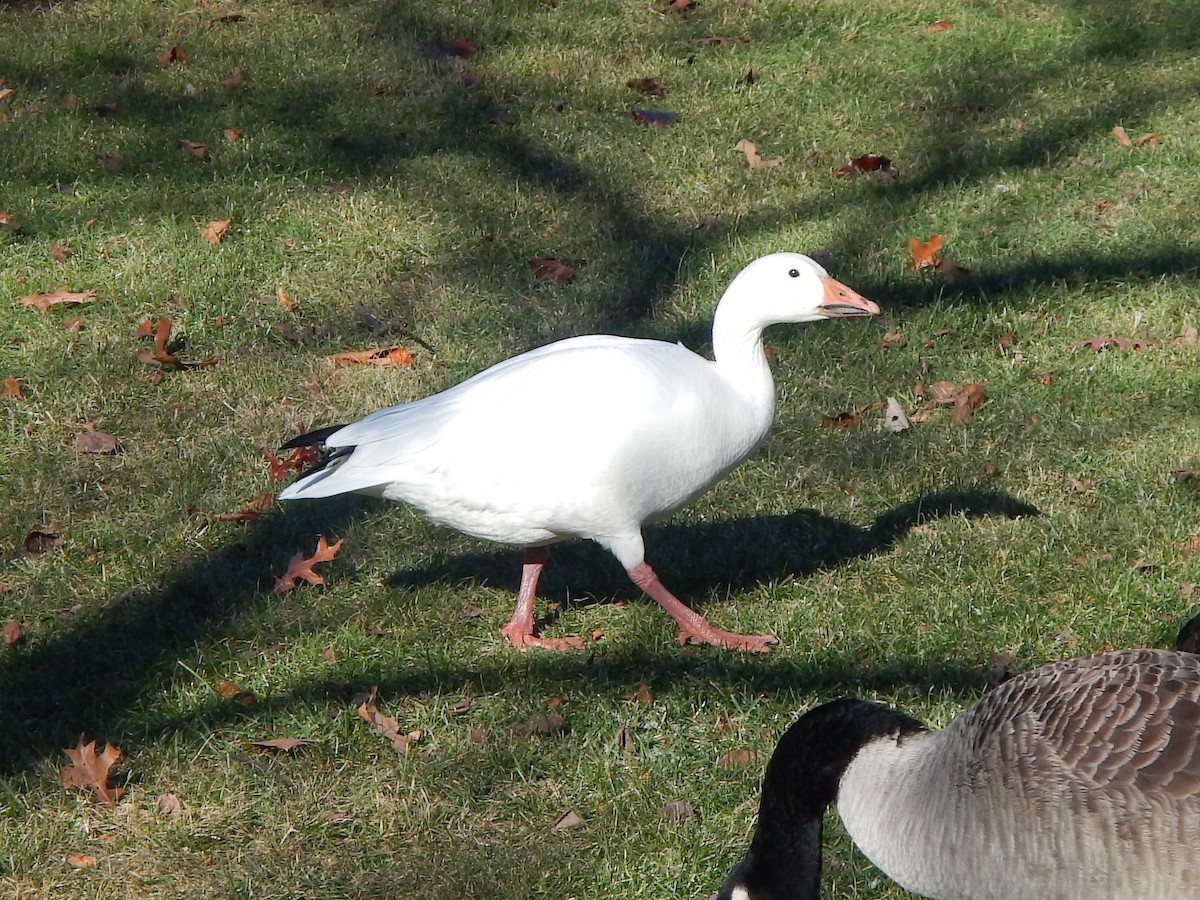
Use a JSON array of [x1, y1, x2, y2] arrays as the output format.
[[280, 423, 348, 450]]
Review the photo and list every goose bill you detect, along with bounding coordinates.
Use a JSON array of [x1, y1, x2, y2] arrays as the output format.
[[817, 277, 880, 317]]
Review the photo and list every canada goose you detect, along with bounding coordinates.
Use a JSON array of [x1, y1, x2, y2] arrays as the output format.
[[277, 253, 878, 652], [717, 648, 1200, 899]]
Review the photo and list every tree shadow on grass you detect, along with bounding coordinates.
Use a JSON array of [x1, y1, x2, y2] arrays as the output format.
[[0, 484, 1034, 777]]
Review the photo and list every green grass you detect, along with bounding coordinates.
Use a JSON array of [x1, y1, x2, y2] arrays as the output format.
[[2, 0, 1200, 896]]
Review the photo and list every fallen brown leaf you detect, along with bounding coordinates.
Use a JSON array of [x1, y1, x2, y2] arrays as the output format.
[[60, 739, 125, 804], [75, 430, 119, 454], [23, 529, 63, 555], [926, 19, 953, 31], [510, 712, 568, 738], [551, 809, 584, 832], [223, 127, 242, 141], [656, 799, 694, 820], [734, 138, 782, 170], [1180, 536, 1200, 554], [1072, 336, 1150, 352], [200, 218, 231, 245], [327, 346, 413, 367], [221, 67, 245, 90], [66, 853, 97, 869], [218, 678, 257, 704], [48, 244, 73, 263], [626, 77, 666, 97], [263, 445, 319, 480], [20, 287, 97, 312], [357, 686, 422, 753], [273, 535, 345, 594], [3, 619, 23, 645], [156, 793, 183, 815], [179, 140, 208, 159], [2, 377, 22, 399], [616, 726, 636, 753], [834, 153, 899, 179], [460, 603, 486, 619], [716, 748, 760, 768], [210, 493, 275, 522], [156, 45, 186, 67], [528, 257, 575, 284], [276, 285, 296, 312], [908, 234, 943, 270], [1112, 125, 1133, 148]]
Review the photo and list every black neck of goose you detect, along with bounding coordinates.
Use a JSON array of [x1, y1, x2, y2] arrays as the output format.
[[737, 698, 927, 899]]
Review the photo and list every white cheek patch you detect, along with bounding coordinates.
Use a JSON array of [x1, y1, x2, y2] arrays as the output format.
[[730, 887, 751, 900]]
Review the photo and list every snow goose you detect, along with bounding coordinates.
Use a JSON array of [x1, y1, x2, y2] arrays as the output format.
[[717, 648, 1200, 900], [277, 252, 879, 652]]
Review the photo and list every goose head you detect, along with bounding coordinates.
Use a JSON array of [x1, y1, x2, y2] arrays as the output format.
[[718, 252, 880, 328]]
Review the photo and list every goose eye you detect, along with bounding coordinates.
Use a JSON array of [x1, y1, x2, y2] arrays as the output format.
[[788, 268, 800, 278]]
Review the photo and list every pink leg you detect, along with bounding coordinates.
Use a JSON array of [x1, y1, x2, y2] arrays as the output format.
[[627, 562, 777, 652], [499, 548, 584, 651]]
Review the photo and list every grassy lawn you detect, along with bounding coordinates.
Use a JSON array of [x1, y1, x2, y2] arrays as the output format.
[[2, 0, 1199, 896]]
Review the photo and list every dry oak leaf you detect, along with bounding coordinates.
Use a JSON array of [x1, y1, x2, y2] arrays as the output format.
[[211, 493, 275, 521], [49, 244, 73, 263], [834, 153, 899, 179], [734, 139, 782, 170], [24, 528, 64, 555], [156, 793, 183, 815], [552, 809, 585, 832], [1181, 536, 1200, 554], [716, 748, 761, 768], [273, 535, 345, 594], [908, 234, 944, 270], [627, 77, 666, 97], [136, 316, 217, 369], [357, 686, 422, 753], [221, 67, 245, 90], [156, 45, 186, 67], [179, 140, 208, 159], [0, 88, 14, 102], [657, 799, 694, 820], [223, 127, 242, 141], [75, 430, 119, 454], [926, 19, 953, 31], [0, 210, 18, 231], [66, 853, 97, 869], [263, 445, 319, 480], [276, 285, 297, 312], [3, 619, 23, 645], [327, 346, 413, 368], [510, 712, 569, 738], [20, 287, 97, 312], [425, 38, 478, 59], [529, 257, 575, 284], [60, 738, 126, 804], [1072, 336, 1150, 353], [2, 377, 22, 399], [96, 150, 123, 172], [200, 218, 231, 245]]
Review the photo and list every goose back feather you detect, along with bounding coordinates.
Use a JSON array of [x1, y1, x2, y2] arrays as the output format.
[[719, 649, 1200, 900]]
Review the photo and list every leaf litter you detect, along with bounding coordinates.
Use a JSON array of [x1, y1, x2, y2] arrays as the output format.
[[273, 535, 345, 594], [60, 738, 125, 804]]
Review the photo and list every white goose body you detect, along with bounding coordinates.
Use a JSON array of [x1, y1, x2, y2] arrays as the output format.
[[719, 649, 1200, 900], [278, 253, 879, 651]]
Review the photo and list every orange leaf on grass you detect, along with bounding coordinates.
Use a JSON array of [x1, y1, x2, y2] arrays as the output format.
[[60, 739, 125, 804], [908, 234, 944, 269], [20, 287, 97, 312], [926, 19, 953, 31], [716, 748, 760, 768], [200, 218, 231, 245], [2, 377, 22, 399], [211, 493, 275, 521], [263, 445, 319, 480], [273, 535, 345, 594], [135, 316, 216, 369], [327, 346, 413, 367]]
